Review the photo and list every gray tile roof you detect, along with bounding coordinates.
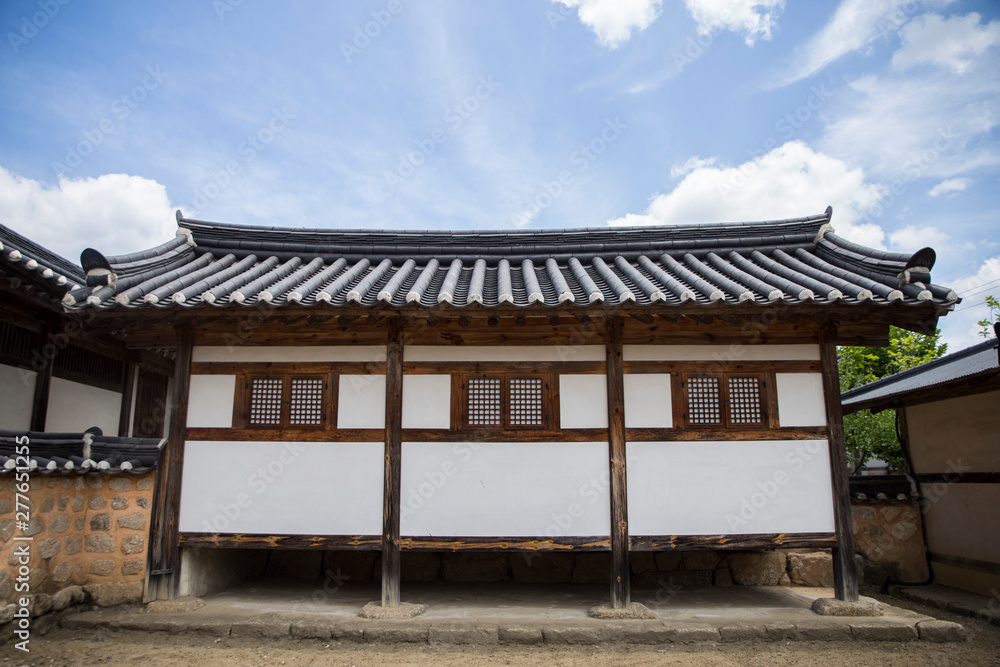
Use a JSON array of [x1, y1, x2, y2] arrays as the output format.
[[0, 223, 85, 292], [0, 429, 163, 474], [61, 208, 959, 312], [842, 336, 1000, 410]]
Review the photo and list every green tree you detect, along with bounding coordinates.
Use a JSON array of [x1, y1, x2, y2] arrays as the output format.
[[977, 295, 999, 338], [838, 327, 947, 473]]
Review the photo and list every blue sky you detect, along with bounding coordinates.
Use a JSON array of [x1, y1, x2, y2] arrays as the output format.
[[1, 0, 998, 349]]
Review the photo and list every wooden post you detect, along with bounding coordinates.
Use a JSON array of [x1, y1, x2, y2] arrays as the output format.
[[29, 319, 55, 432], [605, 317, 630, 609], [147, 330, 193, 601], [118, 354, 137, 436], [381, 320, 404, 607], [819, 338, 860, 602]]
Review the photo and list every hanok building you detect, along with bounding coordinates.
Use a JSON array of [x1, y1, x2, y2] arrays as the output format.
[[49, 207, 958, 611]]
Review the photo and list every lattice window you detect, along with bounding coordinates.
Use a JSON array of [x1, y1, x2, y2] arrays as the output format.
[[687, 376, 722, 425], [727, 376, 763, 425], [244, 374, 330, 429], [289, 377, 324, 426], [467, 377, 502, 426], [681, 372, 771, 429], [461, 373, 551, 430], [509, 377, 544, 426], [249, 378, 284, 426]]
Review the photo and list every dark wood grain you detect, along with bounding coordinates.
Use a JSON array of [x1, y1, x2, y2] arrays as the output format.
[[820, 338, 859, 602], [382, 322, 403, 607], [630, 532, 836, 551], [605, 317, 629, 609], [399, 536, 612, 551], [29, 318, 54, 432], [179, 533, 382, 550]]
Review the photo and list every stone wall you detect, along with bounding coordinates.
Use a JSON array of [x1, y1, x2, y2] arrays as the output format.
[[852, 499, 929, 584], [0, 472, 154, 614]]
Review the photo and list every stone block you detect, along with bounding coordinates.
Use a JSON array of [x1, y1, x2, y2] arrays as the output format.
[[30, 593, 52, 617], [510, 553, 574, 583], [429, 624, 499, 645], [122, 559, 145, 576], [916, 620, 967, 642], [137, 496, 151, 509], [364, 625, 429, 642], [290, 619, 334, 639], [654, 552, 681, 571], [0, 572, 11, 600], [714, 568, 734, 587], [728, 551, 786, 586], [90, 513, 111, 531], [121, 534, 144, 555], [0, 604, 13, 625], [87, 476, 104, 490], [719, 623, 768, 641], [65, 535, 82, 555], [542, 626, 606, 644], [49, 514, 70, 533], [41, 496, 55, 512], [51, 561, 73, 583], [83, 581, 143, 607], [144, 597, 205, 613], [72, 496, 85, 512], [58, 494, 70, 510], [75, 517, 85, 530], [117, 512, 146, 530], [442, 553, 508, 582], [109, 477, 131, 492], [136, 477, 153, 490], [683, 551, 722, 571], [671, 625, 721, 643], [499, 626, 544, 644], [572, 552, 609, 584], [323, 550, 377, 581], [85, 533, 115, 553], [812, 596, 884, 617], [39, 537, 61, 559], [231, 619, 290, 638], [0, 519, 14, 542], [0, 498, 11, 514], [788, 551, 834, 587], [400, 552, 439, 582], [89, 559, 117, 576], [111, 497, 129, 510], [23, 516, 44, 537], [88, 495, 107, 510], [52, 586, 83, 611], [849, 620, 918, 641]]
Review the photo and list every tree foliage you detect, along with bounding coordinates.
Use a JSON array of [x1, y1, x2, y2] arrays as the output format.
[[977, 295, 999, 338], [837, 327, 947, 473]]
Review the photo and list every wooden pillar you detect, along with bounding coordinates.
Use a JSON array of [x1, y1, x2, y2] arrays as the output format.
[[381, 320, 404, 607], [147, 331, 193, 601], [819, 338, 860, 602], [29, 319, 55, 432], [118, 354, 137, 437], [605, 317, 630, 608]]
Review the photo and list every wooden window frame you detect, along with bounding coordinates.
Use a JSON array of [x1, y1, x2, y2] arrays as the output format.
[[236, 372, 336, 430], [456, 371, 554, 431], [677, 371, 776, 430]]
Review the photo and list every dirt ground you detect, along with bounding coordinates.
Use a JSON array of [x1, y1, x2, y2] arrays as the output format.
[[3, 587, 999, 666]]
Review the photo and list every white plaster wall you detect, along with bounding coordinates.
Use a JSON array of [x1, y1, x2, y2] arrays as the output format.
[[404, 345, 604, 362], [559, 374, 608, 428], [338, 375, 386, 428], [776, 373, 827, 427], [624, 374, 672, 428], [187, 375, 236, 428], [193, 345, 386, 363], [400, 441, 610, 537], [624, 344, 820, 361], [402, 375, 451, 429], [45, 377, 121, 435], [0, 364, 35, 430], [627, 440, 834, 535], [179, 441, 384, 534]]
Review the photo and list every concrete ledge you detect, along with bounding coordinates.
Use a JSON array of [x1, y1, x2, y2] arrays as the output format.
[[587, 602, 657, 620], [893, 584, 1000, 627], [849, 620, 919, 641], [916, 620, 968, 643], [429, 623, 499, 645], [498, 626, 543, 645]]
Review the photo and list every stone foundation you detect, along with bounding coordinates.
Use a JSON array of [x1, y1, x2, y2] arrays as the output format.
[[0, 473, 155, 609]]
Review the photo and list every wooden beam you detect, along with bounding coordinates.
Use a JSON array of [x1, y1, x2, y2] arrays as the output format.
[[381, 321, 404, 607], [605, 316, 629, 609], [29, 318, 54, 432], [820, 338, 859, 602], [630, 532, 836, 551], [118, 355, 137, 436], [179, 533, 382, 550], [147, 330, 193, 601]]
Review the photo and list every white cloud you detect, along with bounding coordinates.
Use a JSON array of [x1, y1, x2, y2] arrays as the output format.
[[0, 165, 175, 262], [670, 155, 717, 178], [939, 257, 1000, 351], [683, 0, 785, 46], [893, 13, 1000, 75], [555, 0, 662, 49], [607, 140, 887, 248], [819, 66, 1000, 180], [927, 178, 971, 197], [775, 0, 955, 86], [887, 225, 949, 253]]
